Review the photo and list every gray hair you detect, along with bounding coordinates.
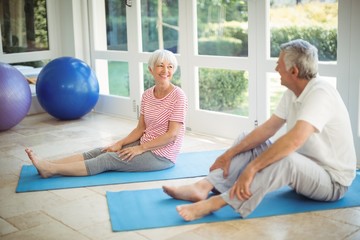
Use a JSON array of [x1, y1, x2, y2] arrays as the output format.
[[280, 39, 318, 80], [148, 49, 178, 73]]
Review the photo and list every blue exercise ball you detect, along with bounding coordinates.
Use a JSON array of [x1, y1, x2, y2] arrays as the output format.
[[0, 63, 32, 131], [36, 57, 99, 120]]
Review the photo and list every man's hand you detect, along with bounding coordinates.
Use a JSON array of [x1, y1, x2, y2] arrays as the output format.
[[229, 166, 255, 200], [209, 152, 232, 178]]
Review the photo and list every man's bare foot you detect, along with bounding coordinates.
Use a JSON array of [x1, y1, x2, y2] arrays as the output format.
[[176, 196, 226, 221], [163, 180, 213, 202], [25, 148, 54, 178]]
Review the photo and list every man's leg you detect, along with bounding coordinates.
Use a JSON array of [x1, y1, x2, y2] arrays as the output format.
[[176, 152, 344, 221], [163, 133, 271, 203], [176, 195, 227, 221], [222, 152, 341, 218]]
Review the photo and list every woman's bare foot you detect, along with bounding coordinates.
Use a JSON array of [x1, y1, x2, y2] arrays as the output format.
[[163, 180, 213, 202], [176, 196, 227, 221], [25, 148, 54, 178]]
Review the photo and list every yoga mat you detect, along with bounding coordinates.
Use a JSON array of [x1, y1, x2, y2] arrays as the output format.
[[16, 149, 224, 193], [107, 171, 360, 231]]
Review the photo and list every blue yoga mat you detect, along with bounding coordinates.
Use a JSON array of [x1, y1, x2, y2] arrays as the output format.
[[16, 149, 224, 193], [107, 171, 360, 231]]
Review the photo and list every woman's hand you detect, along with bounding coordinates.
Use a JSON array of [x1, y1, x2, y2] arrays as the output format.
[[209, 152, 232, 178], [118, 145, 145, 161], [102, 141, 123, 153]]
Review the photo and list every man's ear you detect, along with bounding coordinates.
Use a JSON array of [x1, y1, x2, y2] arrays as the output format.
[[291, 66, 299, 76]]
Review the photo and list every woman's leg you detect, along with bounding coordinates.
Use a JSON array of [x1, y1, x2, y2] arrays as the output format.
[[85, 148, 174, 175], [48, 154, 84, 164], [25, 148, 87, 178]]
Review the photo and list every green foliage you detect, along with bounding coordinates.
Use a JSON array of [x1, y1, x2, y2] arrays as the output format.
[[108, 61, 129, 96], [106, 0, 127, 50], [141, 0, 179, 52], [199, 68, 248, 115], [198, 37, 242, 56], [197, 0, 248, 23], [199, 21, 248, 56], [270, 26, 337, 61], [34, 0, 48, 48]]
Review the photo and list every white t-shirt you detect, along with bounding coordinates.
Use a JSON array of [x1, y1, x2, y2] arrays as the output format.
[[274, 77, 356, 186]]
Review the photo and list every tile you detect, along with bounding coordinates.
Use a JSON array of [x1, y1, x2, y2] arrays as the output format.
[[0, 218, 18, 236], [314, 208, 360, 227], [227, 213, 359, 240], [44, 194, 109, 230], [0, 221, 90, 240], [0, 189, 68, 219], [1, 113, 360, 240], [79, 221, 148, 240], [191, 222, 244, 240], [50, 188, 96, 201], [344, 229, 360, 240], [0, 174, 18, 188], [138, 224, 205, 240], [6, 211, 54, 230], [0, 155, 24, 175]]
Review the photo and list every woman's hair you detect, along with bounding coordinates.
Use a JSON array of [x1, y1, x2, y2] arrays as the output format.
[[280, 39, 318, 80], [148, 49, 178, 73]]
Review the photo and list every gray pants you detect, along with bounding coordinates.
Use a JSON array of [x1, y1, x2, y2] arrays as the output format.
[[83, 141, 174, 175], [207, 133, 348, 218]]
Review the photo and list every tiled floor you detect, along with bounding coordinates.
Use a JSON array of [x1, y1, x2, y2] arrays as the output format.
[[0, 112, 359, 240]]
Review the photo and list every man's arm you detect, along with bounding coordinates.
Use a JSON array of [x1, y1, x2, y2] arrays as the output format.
[[230, 120, 316, 200], [210, 114, 286, 177]]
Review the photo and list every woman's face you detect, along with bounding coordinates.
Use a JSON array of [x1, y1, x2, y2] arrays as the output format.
[[149, 60, 174, 84]]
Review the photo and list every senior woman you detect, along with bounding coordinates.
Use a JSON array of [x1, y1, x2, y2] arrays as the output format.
[[26, 49, 188, 178]]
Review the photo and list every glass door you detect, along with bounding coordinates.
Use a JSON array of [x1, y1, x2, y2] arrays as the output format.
[[182, 0, 257, 139], [89, 0, 181, 119], [89, 0, 137, 118]]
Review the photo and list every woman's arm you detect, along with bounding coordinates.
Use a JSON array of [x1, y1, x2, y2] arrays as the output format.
[[102, 114, 146, 152], [117, 120, 183, 161], [141, 121, 183, 151]]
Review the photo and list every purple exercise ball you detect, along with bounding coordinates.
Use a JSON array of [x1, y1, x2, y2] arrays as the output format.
[[0, 63, 32, 131]]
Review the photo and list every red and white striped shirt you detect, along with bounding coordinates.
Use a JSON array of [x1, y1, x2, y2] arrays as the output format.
[[140, 86, 188, 162]]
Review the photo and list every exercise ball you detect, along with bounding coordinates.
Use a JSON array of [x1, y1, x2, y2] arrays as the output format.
[[0, 63, 32, 131], [36, 57, 99, 120]]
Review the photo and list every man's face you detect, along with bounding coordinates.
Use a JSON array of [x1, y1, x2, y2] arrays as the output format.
[[275, 52, 293, 87]]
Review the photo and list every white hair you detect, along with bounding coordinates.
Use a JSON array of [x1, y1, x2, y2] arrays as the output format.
[[148, 49, 178, 73], [280, 39, 318, 80]]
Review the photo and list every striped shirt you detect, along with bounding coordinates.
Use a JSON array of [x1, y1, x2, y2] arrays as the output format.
[[140, 86, 188, 162]]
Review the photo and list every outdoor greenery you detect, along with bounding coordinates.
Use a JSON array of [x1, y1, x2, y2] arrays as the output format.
[[199, 68, 249, 115], [106, 0, 337, 114], [4, 0, 337, 113]]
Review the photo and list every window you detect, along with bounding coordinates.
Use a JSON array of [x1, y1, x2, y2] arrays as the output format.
[[197, 0, 248, 57], [269, 0, 338, 61], [199, 68, 249, 116], [106, 0, 127, 51], [141, 0, 179, 53], [267, 0, 338, 117], [0, 0, 49, 54]]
